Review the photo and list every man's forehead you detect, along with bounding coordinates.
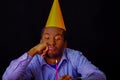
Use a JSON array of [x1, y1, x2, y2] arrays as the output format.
[[43, 27, 64, 34]]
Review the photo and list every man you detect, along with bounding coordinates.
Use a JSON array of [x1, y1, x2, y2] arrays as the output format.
[[2, 0, 106, 80]]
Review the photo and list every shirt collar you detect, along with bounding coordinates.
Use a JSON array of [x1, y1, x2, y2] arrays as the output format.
[[40, 48, 68, 67], [58, 48, 68, 67], [60, 48, 68, 61]]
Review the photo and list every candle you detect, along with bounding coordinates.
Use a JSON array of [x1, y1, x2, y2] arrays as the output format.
[[56, 60, 58, 80]]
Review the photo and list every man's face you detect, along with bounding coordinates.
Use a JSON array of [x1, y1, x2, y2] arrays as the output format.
[[41, 27, 65, 58]]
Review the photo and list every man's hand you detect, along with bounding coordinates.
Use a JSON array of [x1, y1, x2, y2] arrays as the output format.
[[27, 42, 48, 57], [59, 75, 72, 80]]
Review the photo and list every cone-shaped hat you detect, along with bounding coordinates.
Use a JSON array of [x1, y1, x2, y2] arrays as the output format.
[[45, 0, 66, 31]]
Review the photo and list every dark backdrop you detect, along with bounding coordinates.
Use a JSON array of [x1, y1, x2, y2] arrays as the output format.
[[0, 0, 117, 80]]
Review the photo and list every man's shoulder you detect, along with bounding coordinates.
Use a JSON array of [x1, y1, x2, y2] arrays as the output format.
[[65, 48, 83, 57], [64, 48, 84, 69], [30, 54, 42, 64]]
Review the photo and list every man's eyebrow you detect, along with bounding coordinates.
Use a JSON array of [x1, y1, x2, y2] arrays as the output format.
[[43, 33, 50, 35], [55, 33, 63, 36], [43, 33, 63, 36]]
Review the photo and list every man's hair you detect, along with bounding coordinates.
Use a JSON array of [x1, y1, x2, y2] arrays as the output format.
[[40, 27, 67, 41]]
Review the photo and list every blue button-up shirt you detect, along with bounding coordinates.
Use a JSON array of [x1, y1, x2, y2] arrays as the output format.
[[2, 48, 106, 80]]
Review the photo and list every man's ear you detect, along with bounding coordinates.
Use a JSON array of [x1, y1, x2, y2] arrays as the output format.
[[64, 41, 67, 48], [40, 39, 43, 43]]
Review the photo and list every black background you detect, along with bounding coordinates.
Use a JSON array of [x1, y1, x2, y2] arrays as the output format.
[[0, 0, 117, 80]]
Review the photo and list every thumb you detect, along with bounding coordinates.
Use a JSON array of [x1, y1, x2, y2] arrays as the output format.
[[41, 46, 48, 57]]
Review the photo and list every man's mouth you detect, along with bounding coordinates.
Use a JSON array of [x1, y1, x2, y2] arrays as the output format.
[[48, 46, 56, 51]]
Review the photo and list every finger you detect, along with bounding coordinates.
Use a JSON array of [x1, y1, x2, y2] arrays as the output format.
[[38, 42, 47, 50], [35, 43, 47, 54], [66, 75, 72, 80], [59, 75, 72, 80], [40, 39, 43, 44], [60, 75, 66, 80], [41, 46, 48, 57]]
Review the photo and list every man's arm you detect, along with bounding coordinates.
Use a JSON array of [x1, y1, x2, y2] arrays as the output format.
[[2, 42, 48, 80], [75, 52, 106, 80], [2, 53, 32, 80]]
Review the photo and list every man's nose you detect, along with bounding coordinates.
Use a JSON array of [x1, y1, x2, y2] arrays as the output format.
[[48, 38, 56, 46]]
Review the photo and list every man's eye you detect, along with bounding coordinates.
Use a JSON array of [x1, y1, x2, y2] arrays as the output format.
[[44, 35, 49, 40], [45, 37, 49, 40], [55, 36, 61, 40]]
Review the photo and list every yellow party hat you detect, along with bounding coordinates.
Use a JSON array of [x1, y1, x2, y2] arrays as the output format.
[[45, 0, 66, 31]]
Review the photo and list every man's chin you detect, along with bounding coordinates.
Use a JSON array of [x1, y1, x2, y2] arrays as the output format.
[[46, 52, 58, 58]]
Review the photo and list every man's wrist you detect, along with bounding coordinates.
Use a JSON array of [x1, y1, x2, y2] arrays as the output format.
[[27, 48, 36, 57]]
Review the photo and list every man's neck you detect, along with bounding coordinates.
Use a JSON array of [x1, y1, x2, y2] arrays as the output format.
[[45, 55, 62, 65]]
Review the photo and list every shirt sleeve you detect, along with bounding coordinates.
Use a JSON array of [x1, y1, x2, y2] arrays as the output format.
[[2, 53, 32, 80], [75, 52, 106, 80]]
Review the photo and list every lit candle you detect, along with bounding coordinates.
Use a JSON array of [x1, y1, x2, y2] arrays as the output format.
[[56, 60, 58, 80]]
